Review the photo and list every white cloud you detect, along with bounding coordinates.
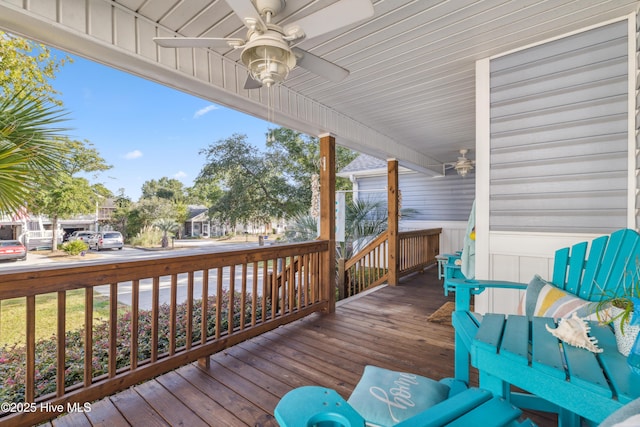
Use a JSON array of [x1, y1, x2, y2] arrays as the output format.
[[174, 171, 187, 179], [193, 104, 218, 119], [124, 150, 143, 160]]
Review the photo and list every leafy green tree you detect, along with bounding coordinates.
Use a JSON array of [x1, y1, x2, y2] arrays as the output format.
[[0, 31, 71, 104], [186, 180, 223, 206], [109, 189, 133, 238], [197, 129, 357, 228], [141, 177, 186, 202], [198, 133, 292, 228], [30, 138, 112, 249], [0, 93, 69, 216], [265, 128, 356, 194], [125, 197, 176, 239]]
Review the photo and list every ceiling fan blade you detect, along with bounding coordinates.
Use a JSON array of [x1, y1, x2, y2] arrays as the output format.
[[224, 0, 267, 32], [283, 0, 374, 41], [244, 74, 263, 90], [153, 37, 244, 49], [292, 48, 349, 82]]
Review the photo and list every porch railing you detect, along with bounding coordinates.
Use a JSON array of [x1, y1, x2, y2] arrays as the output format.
[[0, 241, 329, 426], [338, 228, 441, 298]]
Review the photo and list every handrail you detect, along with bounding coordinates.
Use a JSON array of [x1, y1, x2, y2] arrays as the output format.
[[0, 240, 329, 426], [338, 228, 441, 298], [399, 228, 442, 276]]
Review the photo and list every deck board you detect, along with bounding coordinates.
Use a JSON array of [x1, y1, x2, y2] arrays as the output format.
[[52, 267, 555, 427]]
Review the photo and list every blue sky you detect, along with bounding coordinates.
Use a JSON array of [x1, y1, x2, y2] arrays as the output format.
[[52, 51, 274, 201]]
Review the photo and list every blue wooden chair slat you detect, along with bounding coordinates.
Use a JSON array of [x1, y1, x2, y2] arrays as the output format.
[[473, 314, 506, 353], [589, 325, 640, 404], [593, 230, 636, 299], [500, 315, 529, 365], [552, 246, 571, 289], [562, 340, 611, 397], [565, 241, 588, 295], [393, 388, 493, 427], [531, 318, 566, 380], [444, 396, 523, 427], [578, 234, 609, 299]]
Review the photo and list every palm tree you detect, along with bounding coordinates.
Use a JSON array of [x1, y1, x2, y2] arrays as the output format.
[[0, 92, 68, 216], [153, 218, 179, 248], [285, 197, 415, 260]]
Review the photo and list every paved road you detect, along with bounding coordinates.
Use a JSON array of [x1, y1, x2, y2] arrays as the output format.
[[0, 240, 277, 309]]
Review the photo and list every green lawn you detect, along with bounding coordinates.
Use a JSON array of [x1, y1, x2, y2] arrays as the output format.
[[1, 289, 111, 346]]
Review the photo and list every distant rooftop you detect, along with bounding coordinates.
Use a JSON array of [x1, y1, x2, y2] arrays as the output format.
[[338, 154, 386, 176]]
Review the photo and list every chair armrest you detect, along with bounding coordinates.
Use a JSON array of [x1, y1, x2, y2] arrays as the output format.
[[445, 278, 527, 311], [447, 278, 527, 291]]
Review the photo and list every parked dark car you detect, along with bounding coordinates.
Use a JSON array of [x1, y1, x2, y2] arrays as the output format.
[[0, 240, 27, 261], [89, 231, 124, 251]]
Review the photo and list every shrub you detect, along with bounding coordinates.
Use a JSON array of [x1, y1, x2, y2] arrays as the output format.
[[129, 226, 163, 247], [0, 290, 271, 404], [61, 240, 88, 255]]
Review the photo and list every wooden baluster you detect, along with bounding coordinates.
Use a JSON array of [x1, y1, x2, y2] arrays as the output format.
[[169, 274, 177, 355], [201, 269, 209, 342], [57, 291, 66, 397], [228, 265, 235, 334], [262, 261, 268, 323], [26, 295, 35, 402], [131, 279, 139, 370], [151, 277, 159, 362], [198, 270, 210, 369], [240, 263, 247, 330], [251, 262, 258, 327], [186, 271, 194, 350], [84, 288, 93, 387], [216, 268, 223, 339], [109, 283, 118, 377]]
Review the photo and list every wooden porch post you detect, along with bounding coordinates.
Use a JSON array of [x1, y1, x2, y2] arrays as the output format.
[[319, 134, 336, 313], [388, 159, 399, 286]]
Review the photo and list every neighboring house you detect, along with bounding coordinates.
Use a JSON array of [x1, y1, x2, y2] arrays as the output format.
[[184, 205, 211, 238], [338, 153, 475, 255], [0, 199, 117, 249]]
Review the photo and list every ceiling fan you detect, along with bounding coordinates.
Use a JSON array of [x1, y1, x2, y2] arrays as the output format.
[[439, 149, 476, 177], [153, 0, 374, 89]]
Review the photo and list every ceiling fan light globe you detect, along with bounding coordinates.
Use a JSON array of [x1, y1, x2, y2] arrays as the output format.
[[241, 34, 296, 87]]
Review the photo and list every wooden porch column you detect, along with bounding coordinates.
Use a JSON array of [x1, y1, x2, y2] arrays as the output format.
[[388, 159, 399, 286], [319, 134, 336, 313]]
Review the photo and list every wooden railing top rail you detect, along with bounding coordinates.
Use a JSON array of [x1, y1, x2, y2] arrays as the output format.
[[344, 231, 389, 270], [0, 240, 329, 299], [399, 228, 442, 238]]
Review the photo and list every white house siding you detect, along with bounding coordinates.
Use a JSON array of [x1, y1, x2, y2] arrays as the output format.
[[351, 169, 475, 255], [476, 15, 637, 314]]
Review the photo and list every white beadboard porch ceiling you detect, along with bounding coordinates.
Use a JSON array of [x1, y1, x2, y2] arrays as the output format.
[[0, 0, 637, 174]]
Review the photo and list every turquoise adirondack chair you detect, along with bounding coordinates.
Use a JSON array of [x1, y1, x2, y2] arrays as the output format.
[[447, 228, 640, 425], [274, 367, 537, 427]]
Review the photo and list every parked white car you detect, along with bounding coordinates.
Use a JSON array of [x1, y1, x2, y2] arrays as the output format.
[[89, 231, 124, 251], [68, 230, 94, 243]]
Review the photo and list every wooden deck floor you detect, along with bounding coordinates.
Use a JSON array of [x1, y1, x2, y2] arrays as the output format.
[[50, 267, 556, 427]]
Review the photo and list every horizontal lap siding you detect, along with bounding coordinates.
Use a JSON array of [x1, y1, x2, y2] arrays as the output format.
[[489, 20, 629, 233], [356, 173, 474, 221]]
